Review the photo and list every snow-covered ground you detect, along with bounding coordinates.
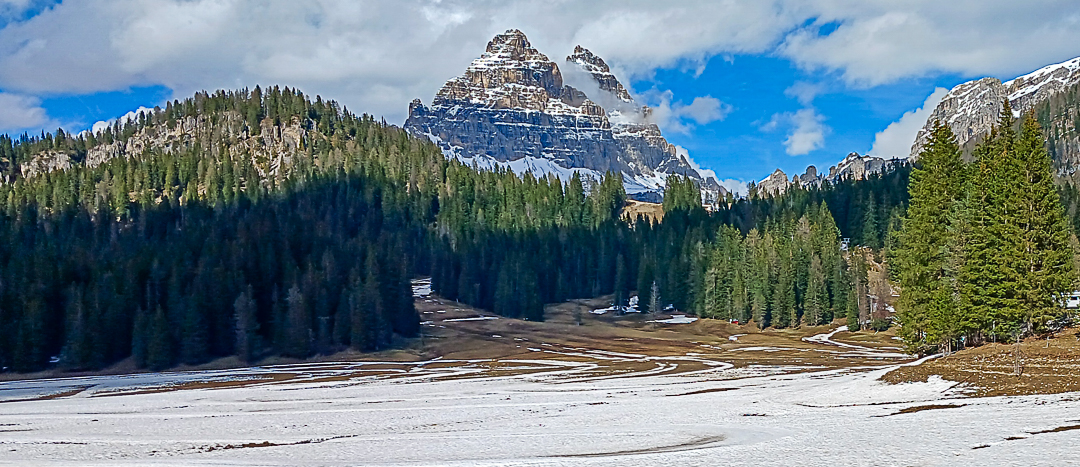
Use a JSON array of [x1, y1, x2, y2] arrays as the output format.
[[2, 340, 1080, 466]]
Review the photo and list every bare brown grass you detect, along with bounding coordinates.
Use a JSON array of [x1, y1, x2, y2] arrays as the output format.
[[882, 330, 1080, 397]]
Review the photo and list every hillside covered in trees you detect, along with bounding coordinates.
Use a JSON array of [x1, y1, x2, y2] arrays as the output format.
[[0, 86, 907, 374]]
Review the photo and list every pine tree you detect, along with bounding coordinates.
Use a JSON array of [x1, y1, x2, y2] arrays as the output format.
[[860, 196, 880, 249], [613, 254, 627, 314], [636, 256, 655, 313], [285, 284, 311, 358], [146, 306, 173, 371], [234, 286, 259, 363], [804, 255, 826, 326], [1012, 114, 1076, 330], [897, 120, 966, 352], [959, 102, 1024, 343]]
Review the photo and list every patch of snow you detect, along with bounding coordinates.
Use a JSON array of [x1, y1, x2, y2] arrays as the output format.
[[411, 277, 432, 298], [1, 347, 1075, 465], [442, 316, 499, 322], [649, 314, 698, 324]]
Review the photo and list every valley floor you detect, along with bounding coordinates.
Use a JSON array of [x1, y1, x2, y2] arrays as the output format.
[[1, 280, 1079, 465]]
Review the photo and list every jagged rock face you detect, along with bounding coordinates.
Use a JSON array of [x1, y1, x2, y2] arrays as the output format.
[[405, 29, 722, 201], [1006, 57, 1080, 114], [911, 56, 1080, 170], [17, 111, 310, 183], [756, 169, 790, 196], [828, 153, 899, 181], [566, 45, 633, 103], [911, 78, 1008, 159], [20, 151, 72, 179]]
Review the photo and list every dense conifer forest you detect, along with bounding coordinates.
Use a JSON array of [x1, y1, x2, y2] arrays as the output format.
[[0, 86, 917, 374], [897, 104, 1077, 354]]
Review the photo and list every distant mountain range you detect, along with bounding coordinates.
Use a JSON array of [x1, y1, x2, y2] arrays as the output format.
[[404, 29, 724, 203], [753, 152, 905, 198]]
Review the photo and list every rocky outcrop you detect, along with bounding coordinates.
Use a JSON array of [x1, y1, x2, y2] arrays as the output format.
[[566, 45, 633, 103], [20, 151, 72, 179], [910, 78, 1008, 158], [756, 168, 790, 196], [911, 56, 1080, 172], [17, 110, 311, 183], [754, 153, 903, 198], [828, 153, 901, 181], [405, 29, 722, 202]]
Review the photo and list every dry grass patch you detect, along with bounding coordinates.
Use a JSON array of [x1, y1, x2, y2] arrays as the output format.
[[882, 329, 1080, 397]]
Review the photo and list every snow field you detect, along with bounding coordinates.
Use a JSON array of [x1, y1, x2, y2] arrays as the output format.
[[2, 344, 1080, 466]]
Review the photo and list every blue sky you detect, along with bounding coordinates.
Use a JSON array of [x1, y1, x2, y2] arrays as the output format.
[[632, 54, 964, 183], [3, 1, 1080, 192], [30, 53, 956, 187]]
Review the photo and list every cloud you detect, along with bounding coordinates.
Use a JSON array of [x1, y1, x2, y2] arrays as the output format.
[[0, 1, 1078, 130], [761, 108, 829, 156], [640, 89, 732, 134], [718, 178, 749, 197], [89, 105, 156, 134], [778, 2, 1080, 86], [678, 96, 730, 125], [868, 87, 948, 159], [784, 81, 822, 106], [0, 91, 54, 132]]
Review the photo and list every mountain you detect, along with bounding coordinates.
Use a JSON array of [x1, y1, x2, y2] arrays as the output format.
[[404, 29, 723, 203], [752, 153, 904, 197], [911, 56, 1080, 172]]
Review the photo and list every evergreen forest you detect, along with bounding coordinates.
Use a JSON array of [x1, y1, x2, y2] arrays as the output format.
[[2, 85, 1038, 374]]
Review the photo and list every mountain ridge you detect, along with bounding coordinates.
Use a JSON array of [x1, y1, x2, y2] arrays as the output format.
[[911, 55, 1080, 171], [404, 29, 723, 203]]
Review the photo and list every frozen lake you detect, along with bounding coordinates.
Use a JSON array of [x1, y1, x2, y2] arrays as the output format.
[[2, 348, 1079, 466]]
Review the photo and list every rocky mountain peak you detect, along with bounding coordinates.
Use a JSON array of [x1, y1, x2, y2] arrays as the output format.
[[910, 77, 1007, 158], [1005, 56, 1080, 112], [756, 168, 790, 196], [754, 153, 903, 199], [406, 29, 723, 203], [566, 45, 634, 103], [432, 29, 581, 114]]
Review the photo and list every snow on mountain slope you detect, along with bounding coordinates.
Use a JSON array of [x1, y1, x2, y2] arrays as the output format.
[[405, 29, 723, 203], [1005, 56, 1080, 112], [911, 55, 1080, 165]]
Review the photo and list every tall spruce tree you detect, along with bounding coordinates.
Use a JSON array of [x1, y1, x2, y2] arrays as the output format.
[[958, 103, 1024, 343], [897, 121, 966, 352], [1012, 114, 1076, 330]]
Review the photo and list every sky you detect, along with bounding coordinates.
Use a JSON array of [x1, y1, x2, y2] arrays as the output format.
[[2, 1, 1080, 193]]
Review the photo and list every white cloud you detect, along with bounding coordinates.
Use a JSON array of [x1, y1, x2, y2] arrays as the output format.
[[778, 2, 1080, 87], [718, 178, 749, 197], [674, 144, 719, 183], [868, 87, 948, 159], [784, 81, 822, 106], [640, 89, 732, 134], [89, 106, 156, 134], [762, 108, 829, 156], [0, 91, 54, 132], [679, 96, 730, 125], [786, 108, 828, 155]]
